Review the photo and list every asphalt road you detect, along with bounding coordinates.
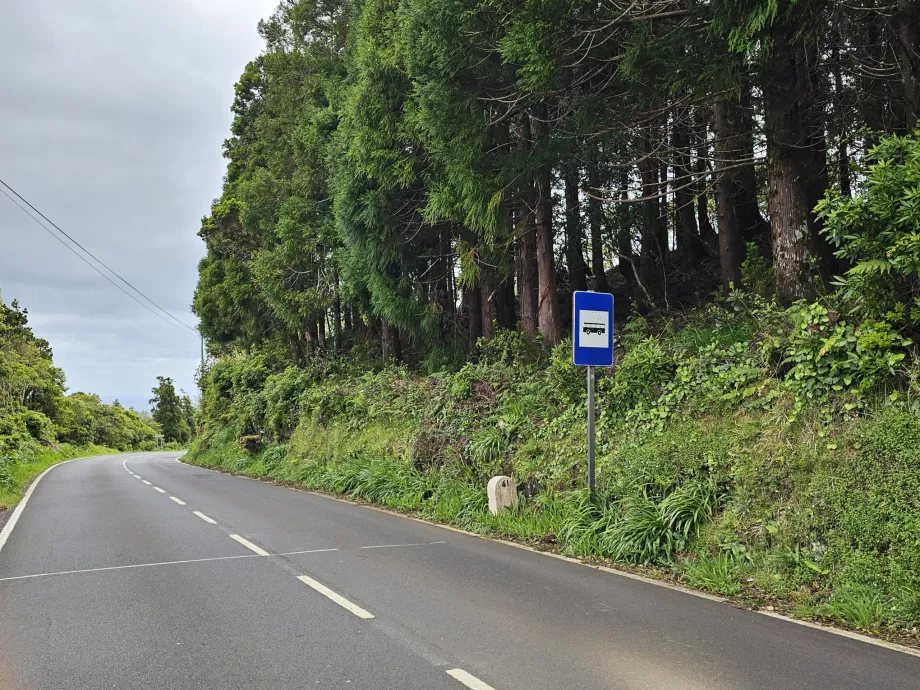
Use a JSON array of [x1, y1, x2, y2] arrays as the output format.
[[1, 452, 918, 690]]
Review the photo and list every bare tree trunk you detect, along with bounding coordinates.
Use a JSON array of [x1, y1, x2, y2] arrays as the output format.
[[714, 97, 745, 293], [564, 165, 588, 293], [586, 164, 609, 293]]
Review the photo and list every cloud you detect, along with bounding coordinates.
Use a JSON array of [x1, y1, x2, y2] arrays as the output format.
[[0, 0, 278, 405]]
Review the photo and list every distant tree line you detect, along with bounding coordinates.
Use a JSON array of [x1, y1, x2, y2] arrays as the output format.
[[193, 0, 920, 364], [0, 294, 160, 453]]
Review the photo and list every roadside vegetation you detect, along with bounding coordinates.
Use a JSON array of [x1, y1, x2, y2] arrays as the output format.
[[0, 294, 190, 511]]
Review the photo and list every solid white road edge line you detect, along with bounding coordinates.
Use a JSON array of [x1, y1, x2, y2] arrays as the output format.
[[229, 534, 271, 557], [0, 457, 81, 555], [193, 511, 217, 524], [169, 496, 186, 505], [296, 575, 375, 619], [446, 669, 496, 690]]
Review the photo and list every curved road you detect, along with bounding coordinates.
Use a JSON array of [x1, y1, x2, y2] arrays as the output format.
[[0, 452, 918, 689]]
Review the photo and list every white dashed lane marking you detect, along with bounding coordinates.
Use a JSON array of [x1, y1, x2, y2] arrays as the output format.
[[142, 480, 152, 486], [193, 512, 217, 525], [169, 496, 186, 505], [229, 534, 271, 557], [153, 487, 166, 494], [296, 575, 375, 619], [446, 669, 496, 690]]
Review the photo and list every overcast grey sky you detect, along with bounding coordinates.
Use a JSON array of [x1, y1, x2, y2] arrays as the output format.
[[0, 0, 277, 409]]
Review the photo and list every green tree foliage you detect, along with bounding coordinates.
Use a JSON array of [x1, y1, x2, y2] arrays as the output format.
[[0, 293, 159, 457], [819, 127, 920, 324], [195, 0, 920, 369], [150, 376, 194, 444]]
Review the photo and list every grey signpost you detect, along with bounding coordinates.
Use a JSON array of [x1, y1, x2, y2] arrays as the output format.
[[587, 364, 596, 492], [572, 291, 614, 493]]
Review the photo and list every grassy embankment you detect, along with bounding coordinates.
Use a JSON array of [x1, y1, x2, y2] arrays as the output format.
[[188, 299, 920, 643]]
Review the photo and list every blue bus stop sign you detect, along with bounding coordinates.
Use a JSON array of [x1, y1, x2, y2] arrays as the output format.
[[572, 291, 614, 367]]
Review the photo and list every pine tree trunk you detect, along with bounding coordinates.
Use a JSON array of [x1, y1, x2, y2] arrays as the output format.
[[616, 174, 636, 288], [893, 0, 920, 127], [495, 274, 516, 331], [480, 267, 494, 341], [392, 326, 402, 363], [516, 192, 539, 338], [764, 8, 818, 303], [535, 160, 562, 345], [533, 105, 562, 345], [672, 110, 700, 270], [380, 318, 391, 360], [586, 164, 609, 293], [693, 108, 715, 240], [735, 83, 770, 244], [639, 134, 661, 301], [465, 287, 482, 349], [714, 97, 745, 293], [564, 166, 588, 293], [333, 272, 342, 353]]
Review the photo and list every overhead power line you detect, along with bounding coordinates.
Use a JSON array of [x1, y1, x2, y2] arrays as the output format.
[[0, 179, 199, 339]]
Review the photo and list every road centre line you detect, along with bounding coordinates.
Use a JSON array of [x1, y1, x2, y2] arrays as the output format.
[[296, 575, 375, 619], [153, 487, 166, 494], [133, 475, 142, 480], [360, 541, 445, 550], [142, 480, 152, 485], [193, 511, 217, 524], [230, 534, 271, 557], [0, 548, 340, 583], [169, 496, 186, 505], [446, 669, 497, 690]]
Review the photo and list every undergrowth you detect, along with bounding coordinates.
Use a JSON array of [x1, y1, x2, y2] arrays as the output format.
[[189, 297, 920, 640]]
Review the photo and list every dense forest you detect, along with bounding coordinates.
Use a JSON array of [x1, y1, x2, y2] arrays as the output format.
[[191, 0, 920, 638], [194, 0, 920, 361]]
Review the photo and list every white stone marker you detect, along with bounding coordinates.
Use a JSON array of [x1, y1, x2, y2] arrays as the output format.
[[487, 475, 517, 515]]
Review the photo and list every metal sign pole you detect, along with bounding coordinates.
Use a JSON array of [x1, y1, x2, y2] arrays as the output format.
[[587, 365, 595, 493]]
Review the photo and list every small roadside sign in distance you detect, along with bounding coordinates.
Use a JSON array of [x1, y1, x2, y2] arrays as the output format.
[[572, 290, 614, 367]]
